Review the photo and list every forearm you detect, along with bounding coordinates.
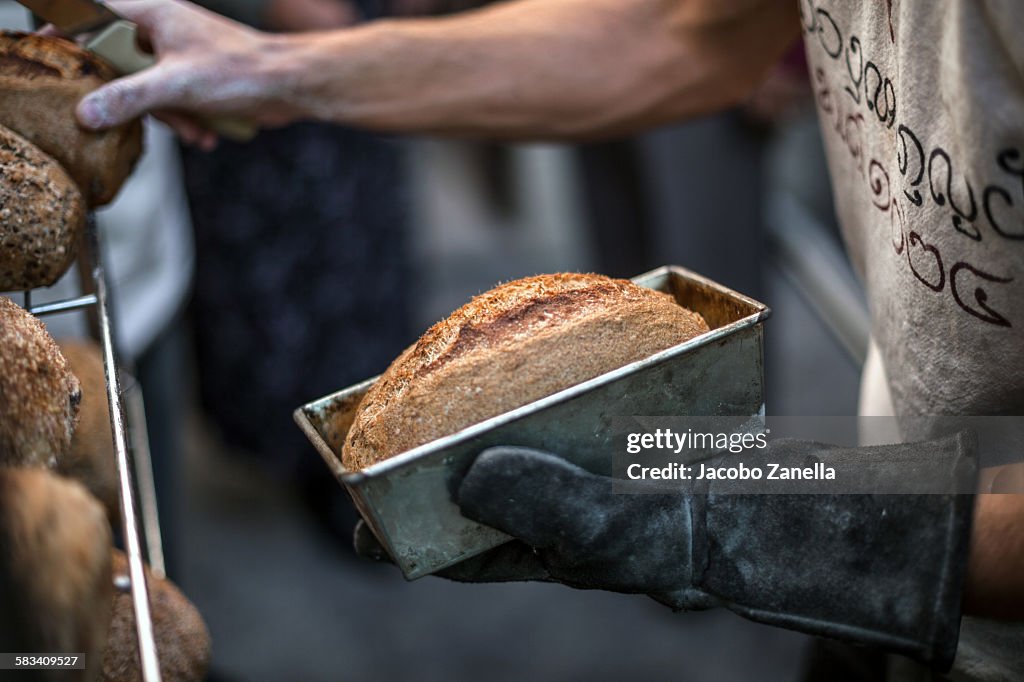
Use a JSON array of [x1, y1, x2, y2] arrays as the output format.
[[965, 491, 1024, 619], [79, 0, 798, 138], [273, 0, 800, 138]]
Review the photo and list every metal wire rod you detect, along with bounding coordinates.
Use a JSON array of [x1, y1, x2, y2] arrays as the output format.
[[27, 293, 99, 316], [124, 382, 166, 579], [86, 216, 163, 682]]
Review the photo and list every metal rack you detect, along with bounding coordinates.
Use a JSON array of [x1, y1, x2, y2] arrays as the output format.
[[21, 216, 164, 682]]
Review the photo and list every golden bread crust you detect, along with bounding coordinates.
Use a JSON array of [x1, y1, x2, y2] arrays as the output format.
[[343, 273, 709, 470]]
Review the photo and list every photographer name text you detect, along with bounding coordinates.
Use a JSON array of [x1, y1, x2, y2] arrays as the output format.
[[626, 461, 836, 481]]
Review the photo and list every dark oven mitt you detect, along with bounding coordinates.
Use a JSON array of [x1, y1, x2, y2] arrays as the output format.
[[355, 433, 977, 671]]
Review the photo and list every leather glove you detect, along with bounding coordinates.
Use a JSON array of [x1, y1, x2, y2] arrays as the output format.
[[355, 434, 977, 670], [359, 446, 716, 608]]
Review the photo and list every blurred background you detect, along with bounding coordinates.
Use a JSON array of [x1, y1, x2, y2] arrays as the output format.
[[1, 0, 873, 680]]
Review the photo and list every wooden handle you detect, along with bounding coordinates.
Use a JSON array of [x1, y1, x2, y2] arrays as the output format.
[[87, 21, 258, 142]]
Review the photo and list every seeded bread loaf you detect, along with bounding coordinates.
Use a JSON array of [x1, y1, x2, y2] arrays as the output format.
[[342, 273, 710, 470], [103, 550, 211, 682], [0, 32, 143, 207], [0, 296, 81, 468], [0, 122, 85, 290]]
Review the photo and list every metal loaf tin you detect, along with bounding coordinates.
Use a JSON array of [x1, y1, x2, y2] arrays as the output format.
[[294, 265, 770, 579]]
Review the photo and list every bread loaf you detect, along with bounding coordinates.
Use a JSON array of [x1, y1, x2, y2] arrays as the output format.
[[343, 273, 710, 470], [0, 32, 143, 207], [57, 340, 119, 523], [102, 550, 211, 682], [0, 122, 85, 290], [0, 468, 113, 669], [0, 296, 81, 468]]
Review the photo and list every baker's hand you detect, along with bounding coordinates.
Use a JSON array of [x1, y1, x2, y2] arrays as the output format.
[[73, 0, 303, 147], [356, 446, 717, 610]]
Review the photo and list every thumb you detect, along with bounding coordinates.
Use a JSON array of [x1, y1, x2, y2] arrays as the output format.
[[457, 447, 613, 548], [77, 66, 171, 129]]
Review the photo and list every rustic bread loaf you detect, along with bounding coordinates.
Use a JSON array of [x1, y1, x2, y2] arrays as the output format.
[[0, 468, 113, 668], [0, 296, 81, 468], [343, 273, 710, 470], [57, 339, 119, 523], [0, 122, 85, 290], [0, 32, 143, 207], [103, 550, 211, 682]]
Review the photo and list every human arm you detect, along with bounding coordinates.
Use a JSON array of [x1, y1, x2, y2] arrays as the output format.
[[964, 478, 1024, 619], [77, 0, 800, 139]]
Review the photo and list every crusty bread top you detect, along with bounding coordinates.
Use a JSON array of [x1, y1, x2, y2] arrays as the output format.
[[0, 32, 143, 207], [0, 295, 81, 468], [0, 122, 85, 290], [342, 273, 710, 470]]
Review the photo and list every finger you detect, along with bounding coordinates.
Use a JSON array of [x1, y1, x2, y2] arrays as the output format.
[[103, 0, 180, 49], [457, 447, 612, 549], [197, 130, 219, 152], [354, 518, 549, 583], [154, 111, 216, 147], [436, 541, 551, 583], [107, 0, 229, 47], [353, 520, 391, 562], [36, 24, 64, 37], [77, 66, 172, 129]]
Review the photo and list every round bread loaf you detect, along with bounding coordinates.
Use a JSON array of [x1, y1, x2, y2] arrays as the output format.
[[57, 339, 119, 522], [0, 122, 85, 290], [103, 550, 211, 682], [0, 296, 81, 468], [0, 32, 143, 207], [343, 273, 710, 470], [0, 468, 113, 666]]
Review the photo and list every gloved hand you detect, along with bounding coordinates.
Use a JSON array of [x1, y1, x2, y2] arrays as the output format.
[[357, 447, 717, 609], [356, 434, 978, 670]]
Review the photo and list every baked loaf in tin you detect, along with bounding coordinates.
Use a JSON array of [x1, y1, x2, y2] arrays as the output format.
[[343, 273, 710, 470]]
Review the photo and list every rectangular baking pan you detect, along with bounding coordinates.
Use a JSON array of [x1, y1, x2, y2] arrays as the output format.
[[294, 265, 770, 579]]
